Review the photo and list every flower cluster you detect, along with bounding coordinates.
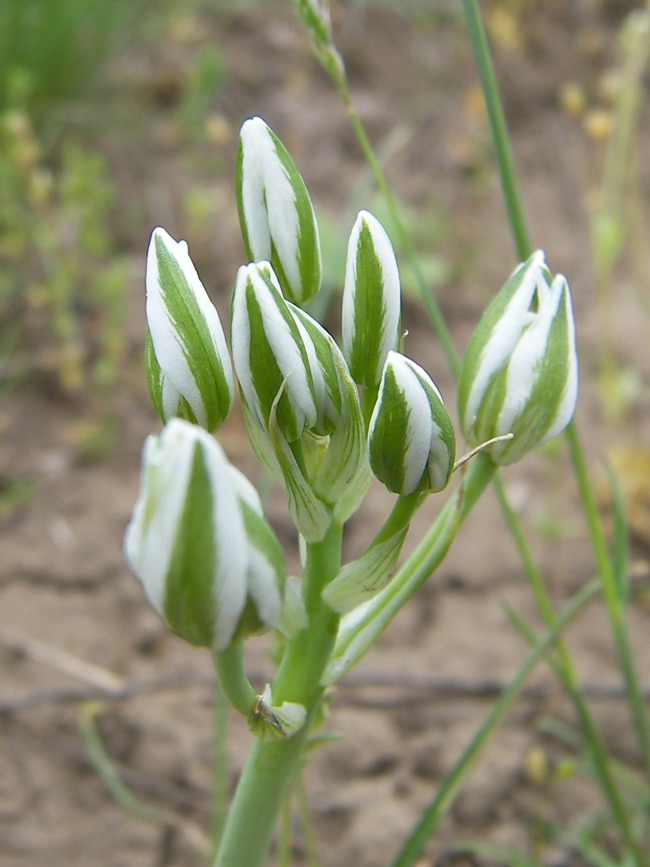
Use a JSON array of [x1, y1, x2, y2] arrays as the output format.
[[458, 250, 578, 465], [126, 116, 578, 673]]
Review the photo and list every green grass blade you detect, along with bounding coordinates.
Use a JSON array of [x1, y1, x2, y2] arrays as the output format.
[[389, 579, 601, 867]]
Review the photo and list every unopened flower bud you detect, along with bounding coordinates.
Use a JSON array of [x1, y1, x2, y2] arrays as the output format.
[[458, 251, 578, 465], [146, 227, 234, 432], [342, 210, 401, 387], [289, 303, 373, 517], [368, 351, 456, 495], [237, 117, 322, 306], [227, 466, 285, 642], [230, 262, 318, 443], [124, 420, 283, 651], [289, 303, 344, 437]]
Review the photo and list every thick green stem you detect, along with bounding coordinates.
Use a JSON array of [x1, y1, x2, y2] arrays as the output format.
[[213, 520, 343, 867]]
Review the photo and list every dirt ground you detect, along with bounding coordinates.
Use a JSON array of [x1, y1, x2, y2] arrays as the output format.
[[2, 1, 650, 865]]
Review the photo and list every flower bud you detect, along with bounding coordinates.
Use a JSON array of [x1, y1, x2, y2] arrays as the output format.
[[146, 227, 234, 432], [237, 117, 322, 306], [288, 303, 373, 518], [230, 262, 318, 443], [342, 210, 401, 387], [227, 466, 285, 642], [124, 420, 283, 651], [458, 251, 578, 465], [289, 303, 344, 437], [368, 351, 456, 495], [238, 392, 333, 543]]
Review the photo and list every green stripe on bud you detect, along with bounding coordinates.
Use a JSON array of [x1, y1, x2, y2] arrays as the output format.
[[289, 304, 343, 436], [458, 251, 578, 465], [342, 210, 401, 387], [241, 402, 333, 543], [146, 228, 234, 432], [124, 420, 249, 651], [266, 416, 333, 542], [287, 304, 373, 519], [228, 466, 286, 642], [124, 420, 286, 651], [237, 117, 322, 306], [312, 337, 373, 521], [231, 262, 318, 443], [369, 351, 456, 495]]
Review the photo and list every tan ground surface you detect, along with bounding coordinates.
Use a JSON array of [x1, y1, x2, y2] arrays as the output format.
[[2, 2, 650, 864]]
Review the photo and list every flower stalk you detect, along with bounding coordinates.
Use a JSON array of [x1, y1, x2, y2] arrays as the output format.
[[213, 520, 343, 867]]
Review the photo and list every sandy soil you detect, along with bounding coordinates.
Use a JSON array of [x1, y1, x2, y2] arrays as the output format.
[[2, 1, 650, 865]]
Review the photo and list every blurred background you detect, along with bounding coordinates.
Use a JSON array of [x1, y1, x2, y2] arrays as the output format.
[[1, 1, 650, 865]]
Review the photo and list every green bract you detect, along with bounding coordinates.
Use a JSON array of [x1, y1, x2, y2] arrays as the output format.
[[368, 351, 456, 495], [247, 685, 307, 742], [124, 420, 284, 651], [322, 526, 408, 613], [230, 262, 318, 443], [342, 210, 401, 387], [240, 401, 333, 543], [145, 227, 234, 432], [237, 117, 322, 306], [458, 250, 578, 465]]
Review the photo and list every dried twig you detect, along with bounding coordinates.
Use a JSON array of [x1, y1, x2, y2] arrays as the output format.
[[1, 630, 124, 691], [1, 662, 646, 715]]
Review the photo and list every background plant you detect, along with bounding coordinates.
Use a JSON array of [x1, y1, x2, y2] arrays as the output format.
[[122, 73, 595, 867], [0, 114, 127, 397], [0, 0, 146, 128], [3, 2, 650, 866], [0, 0, 157, 410]]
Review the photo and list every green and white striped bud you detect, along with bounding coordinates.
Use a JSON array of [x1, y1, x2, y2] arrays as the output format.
[[227, 466, 286, 642], [458, 251, 578, 465], [230, 262, 318, 443], [342, 210, 401, 387], [146, 227, 234, 432], [289, 303, 343, 437], [368, 351, 456, 495], [237, 117, 322, 306], [124, 420, 284, 651], [288, 303, 372, 519]]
